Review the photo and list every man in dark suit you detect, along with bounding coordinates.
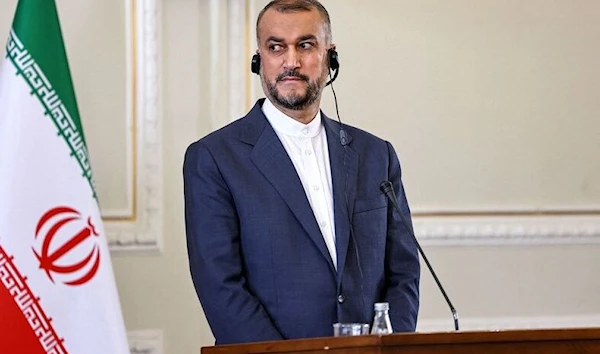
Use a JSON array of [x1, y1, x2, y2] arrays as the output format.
[[183, 0, 420, 345]]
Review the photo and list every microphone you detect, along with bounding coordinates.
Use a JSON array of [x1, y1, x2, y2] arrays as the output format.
[[379, 181, 460, 331], [339, 129, 348, 146]]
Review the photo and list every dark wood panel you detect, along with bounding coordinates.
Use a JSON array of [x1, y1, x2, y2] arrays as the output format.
[[202, 328, 600, 354]]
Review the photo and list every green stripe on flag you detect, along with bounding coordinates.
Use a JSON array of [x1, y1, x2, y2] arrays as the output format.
[[12, 0, 82, 135], [6, 0, 97, 199]]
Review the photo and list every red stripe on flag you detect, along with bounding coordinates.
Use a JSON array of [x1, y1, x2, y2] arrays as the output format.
[[0, 245, 69, 354]]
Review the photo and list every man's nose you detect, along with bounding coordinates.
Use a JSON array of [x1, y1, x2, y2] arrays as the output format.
[[283, 48, 300, 70]]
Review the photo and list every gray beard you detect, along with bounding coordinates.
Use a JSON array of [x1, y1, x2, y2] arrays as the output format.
[[263, 71, 326, 111]]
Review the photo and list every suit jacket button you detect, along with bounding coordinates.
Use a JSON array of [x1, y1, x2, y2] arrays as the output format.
[[337, 294, 345, 304]]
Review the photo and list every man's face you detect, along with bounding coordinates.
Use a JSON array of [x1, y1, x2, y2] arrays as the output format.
[[257, 9, 330, 111]]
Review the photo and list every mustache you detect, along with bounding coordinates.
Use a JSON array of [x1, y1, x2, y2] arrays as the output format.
[[276, 70, 309, 82]]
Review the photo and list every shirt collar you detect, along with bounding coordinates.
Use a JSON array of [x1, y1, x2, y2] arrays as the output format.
[[262, 98, 323, 138]]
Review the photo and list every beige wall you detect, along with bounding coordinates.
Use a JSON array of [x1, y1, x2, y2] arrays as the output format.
[[2, 1, 600, 353]]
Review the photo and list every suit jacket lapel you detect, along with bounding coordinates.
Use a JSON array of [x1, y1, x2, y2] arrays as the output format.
[[242, 101, 336, 274], [323, 118, 359, 282]]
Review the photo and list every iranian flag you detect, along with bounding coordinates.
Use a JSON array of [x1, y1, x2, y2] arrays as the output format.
[[0, 1, 130, 353]]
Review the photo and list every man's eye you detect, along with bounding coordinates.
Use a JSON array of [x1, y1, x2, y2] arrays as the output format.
[[299, 42, 314, 50], [269, 44, 283, 52]]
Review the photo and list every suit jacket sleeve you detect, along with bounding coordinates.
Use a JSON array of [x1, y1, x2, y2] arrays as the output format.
[[183, 142, 283, 344], [383, 141, 421, 332]]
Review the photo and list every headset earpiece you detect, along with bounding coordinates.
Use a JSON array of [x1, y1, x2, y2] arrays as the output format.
[[251, 54, 261, 75], [328, 49, 340, 71]]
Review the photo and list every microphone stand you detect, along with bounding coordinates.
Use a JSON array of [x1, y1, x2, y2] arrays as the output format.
[[380, 181, 459, 331]]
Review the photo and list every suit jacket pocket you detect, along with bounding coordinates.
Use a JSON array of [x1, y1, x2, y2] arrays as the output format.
[[353, 194, 387, 214]]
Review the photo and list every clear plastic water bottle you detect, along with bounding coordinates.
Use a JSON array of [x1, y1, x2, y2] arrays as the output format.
[[370, 302, 393, 335]]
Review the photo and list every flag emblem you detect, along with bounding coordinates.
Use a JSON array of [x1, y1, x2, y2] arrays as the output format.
[[32, 206, 101, 286]]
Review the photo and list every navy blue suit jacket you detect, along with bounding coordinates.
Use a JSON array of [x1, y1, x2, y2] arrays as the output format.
[[184, 99, 420, 344]]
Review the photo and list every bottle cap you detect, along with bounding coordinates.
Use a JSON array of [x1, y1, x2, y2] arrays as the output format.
[[374, 302, 389, 311]]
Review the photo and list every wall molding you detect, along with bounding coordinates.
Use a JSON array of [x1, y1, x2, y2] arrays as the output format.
[[208, 0, 251, 126], [228, 0, 248, 120], [414, 215, 600, 246], [105, 0, 163, 252], [417, 314, 600, 332]]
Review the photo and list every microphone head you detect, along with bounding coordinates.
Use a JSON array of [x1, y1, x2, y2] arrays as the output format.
[[339, 129, 348, 146], [380, 180, 393, 194]]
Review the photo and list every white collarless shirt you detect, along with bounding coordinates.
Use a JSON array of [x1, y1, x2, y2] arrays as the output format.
[[262, 99, 337, 269]]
